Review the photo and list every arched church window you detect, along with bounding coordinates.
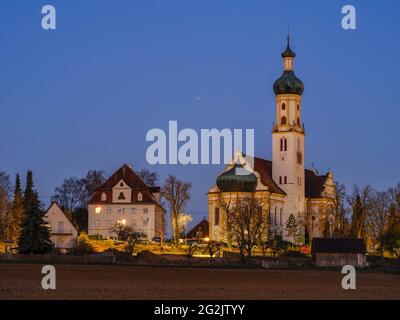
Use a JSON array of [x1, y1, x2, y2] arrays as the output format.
[[282, 103, 286, 110], [214, 207, 220, 226], [118, 192, 125, 200], [297, 117, 300, 125], [297, 138, 300, 151], [280, 137, 287, 152], [284, 176, 287, 184], [279, 176, 282, 184], [297, 104, 300, 111], [281, 116, 287, 125], [274, 207, 277, 224], [280, 208, 283, 226]]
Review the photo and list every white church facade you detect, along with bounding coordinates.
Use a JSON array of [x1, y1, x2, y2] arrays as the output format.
[[208, 38, 336, 244]]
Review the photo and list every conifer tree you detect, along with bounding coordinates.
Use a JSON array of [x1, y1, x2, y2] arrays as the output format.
[[285, 213, 298, 244], [7, 174, 25, 244], [18, 171, 53, 254]]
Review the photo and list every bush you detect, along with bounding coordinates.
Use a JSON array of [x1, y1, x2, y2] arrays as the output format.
[[75, 232, 96, 255]]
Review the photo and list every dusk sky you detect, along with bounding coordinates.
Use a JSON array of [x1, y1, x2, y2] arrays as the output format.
[[0, 0, 399, 228]]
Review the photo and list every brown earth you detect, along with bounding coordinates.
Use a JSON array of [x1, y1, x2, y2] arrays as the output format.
[[0, 263, 399, 300]]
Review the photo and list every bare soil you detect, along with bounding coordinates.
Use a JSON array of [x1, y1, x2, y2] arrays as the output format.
[[0, 263, 399, 300]]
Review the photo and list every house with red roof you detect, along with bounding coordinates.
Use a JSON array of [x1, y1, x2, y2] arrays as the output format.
[[88, 164, 165, 240]]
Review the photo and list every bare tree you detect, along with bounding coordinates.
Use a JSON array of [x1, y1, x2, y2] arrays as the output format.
[[219, 193, 270, 260], [204, 241, 222, 264], [161, 175, 192, 245], [366, 190, 391, 256], [347, 185, 374, 238], [137, 169, 159, 187], [53, 177, 86, 213], [323, 182, 348, 237], [109, 222, 145, 255]]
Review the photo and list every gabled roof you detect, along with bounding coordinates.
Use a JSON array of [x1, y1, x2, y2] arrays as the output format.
[[253, 157, 286, 195], [44, 202, 78, 234], [305, 169, 329, 198], [312, 238, 366, 254], [89, 164, 163, 207], [186, 218, 209, 239]]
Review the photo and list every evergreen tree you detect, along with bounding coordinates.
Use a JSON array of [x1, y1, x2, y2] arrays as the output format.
[[285, 213, 298, 244], [18, 171, 53, 254], [7, 174, 25, 244]]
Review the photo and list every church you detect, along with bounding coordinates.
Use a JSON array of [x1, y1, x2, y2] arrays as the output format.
[[207, 37, 336, 244]]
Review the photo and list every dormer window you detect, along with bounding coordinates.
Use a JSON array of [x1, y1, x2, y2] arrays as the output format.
[[137, 193, 143, 202], [118, 192, 126, 200], [101, 193, 107, 201]]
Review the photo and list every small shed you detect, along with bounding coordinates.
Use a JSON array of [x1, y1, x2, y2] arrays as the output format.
[[186, 218, 209, 240], [312, 238, 367, 267]]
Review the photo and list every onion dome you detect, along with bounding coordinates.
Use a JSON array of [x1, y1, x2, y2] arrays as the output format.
[[273, 35, 304, 95], [216, 163, 257, 193], [273, 70, 304, 95]]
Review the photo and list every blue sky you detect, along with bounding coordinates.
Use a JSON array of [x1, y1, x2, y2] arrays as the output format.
[[0, 1, 399, 228]]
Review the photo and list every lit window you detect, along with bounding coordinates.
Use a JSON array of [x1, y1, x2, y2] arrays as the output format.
[[143, 208, 148, 214], [137, 193, 143, 201], [95, 207, 101, 214]]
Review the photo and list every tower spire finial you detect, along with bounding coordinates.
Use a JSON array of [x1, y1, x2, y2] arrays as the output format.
[[287, 26, 290, 47]]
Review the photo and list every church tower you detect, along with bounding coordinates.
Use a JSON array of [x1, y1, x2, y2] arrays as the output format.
[[272, 36, 305, 239]]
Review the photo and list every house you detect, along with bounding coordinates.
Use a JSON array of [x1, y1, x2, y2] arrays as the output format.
[[186, 218, 209, 240], [44, 202, 78, 250], [208, 37, 336, 244], [88, 164, 165, 240], [311, 238, 367, 267]]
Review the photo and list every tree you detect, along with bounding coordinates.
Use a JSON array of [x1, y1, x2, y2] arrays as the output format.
[[161, 175, 192, 245], [53, 170, 107, 232], [6, 174, 25, 244], [323, 182, 348, 237], [366, 190, 391, 256], [137, 169, 159, 187], [178, 213, 192, 238], [264, 235, 291, 257], [80, 170, 108, 206], [204, 241, 221, 264], [286, 213, 298, 244], [381, 205, 400, 258], [220, 193, 270, 260], [0, 169, 11, 241], [53, 177, 86, 213], [348, 185, 374, 238], [18, 171, 53, 254], [109, 222, 144, 254]]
